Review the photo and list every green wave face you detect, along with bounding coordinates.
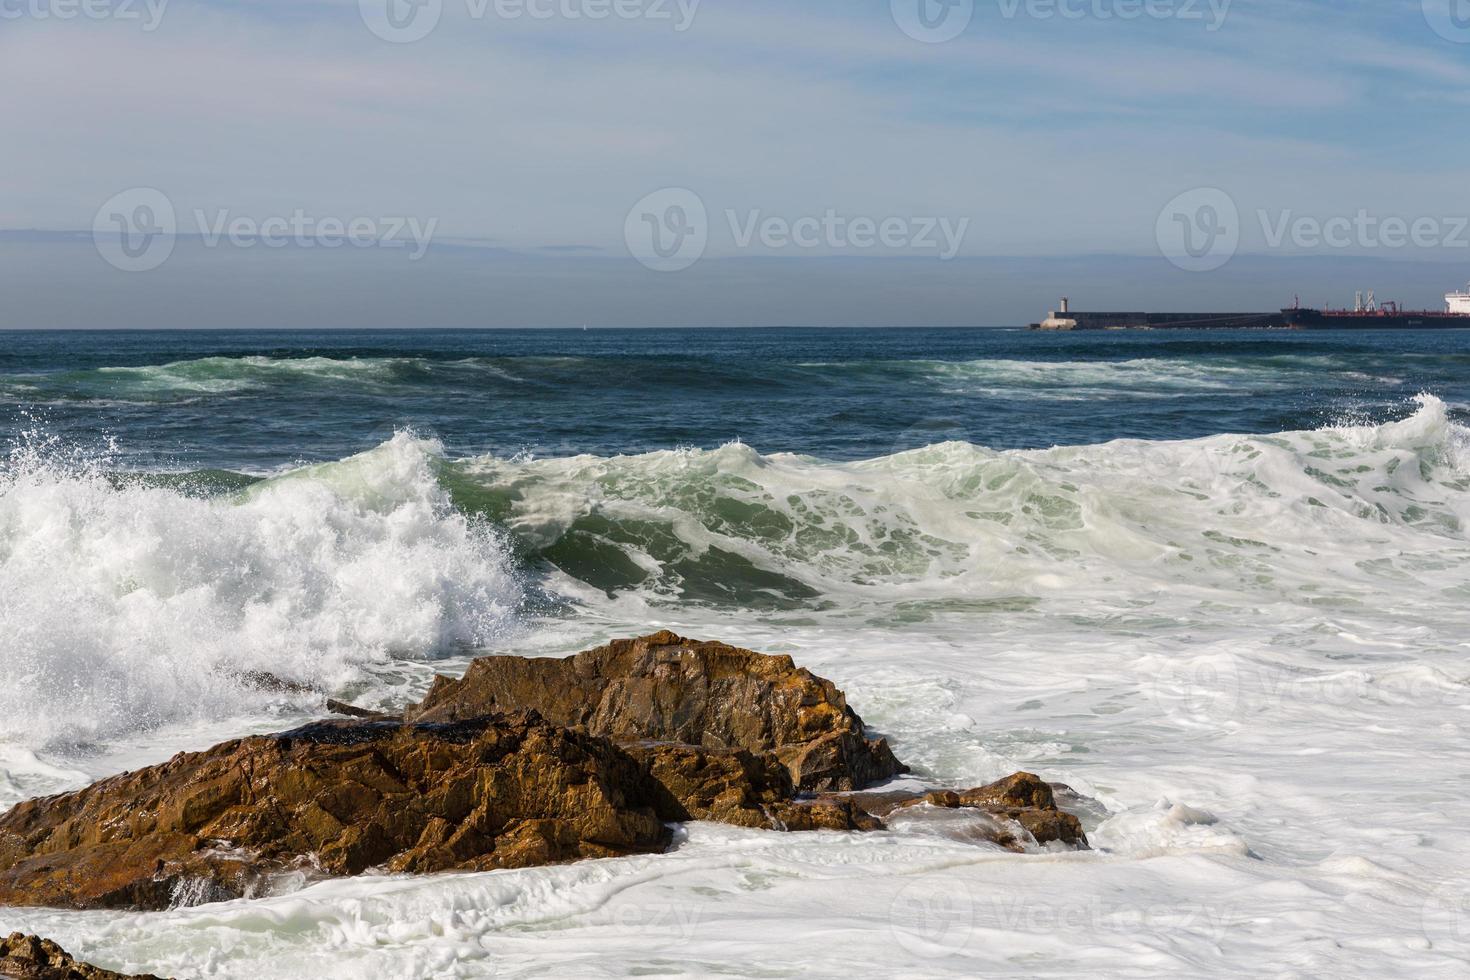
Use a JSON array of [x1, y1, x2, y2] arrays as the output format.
[[444, 395, 1470, 620]]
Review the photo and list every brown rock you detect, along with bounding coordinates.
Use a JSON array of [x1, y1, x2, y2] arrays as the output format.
[[952, 771, 1059, 811], [0, 933, 163, 980], [896, 772, 1089, 850], [0, 714, 670, 911], [626, 742, 793, 829], [625, 742, 884, 833], [764, 798, 885, 833], [407, 631, 907, 792], [324, 698, 397, 720]]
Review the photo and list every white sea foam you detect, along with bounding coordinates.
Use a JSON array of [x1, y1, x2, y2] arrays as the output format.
[[3, 401, 1470, 977], [0, 430, 519, 762]]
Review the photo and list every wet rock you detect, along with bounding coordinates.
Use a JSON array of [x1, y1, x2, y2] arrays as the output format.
[[0, 713, 670, 911], [626, 742, 884, 833], [893, 772, 1089, 850], [0, 933, 163, 980], [407, 631, 907, 792], [324, 698, 396, 720], [764, 798, 885, 833], [626, 742, 793, 829]]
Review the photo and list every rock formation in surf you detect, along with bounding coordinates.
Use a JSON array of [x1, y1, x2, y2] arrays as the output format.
[[407, 630, 907, 792], [0, 633, 1087, 912], [0, 714, 670, 911], [0, 933, 164, 980], [885, 772, 1089, 850]]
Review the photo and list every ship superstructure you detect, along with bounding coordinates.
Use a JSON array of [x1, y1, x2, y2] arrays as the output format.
[[1447, 283, 1470, 315]]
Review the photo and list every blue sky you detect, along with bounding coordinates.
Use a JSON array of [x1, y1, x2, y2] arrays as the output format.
[[2, 0, 1469, 325]]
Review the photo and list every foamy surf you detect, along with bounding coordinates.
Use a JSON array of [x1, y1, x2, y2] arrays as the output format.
[[2, 391, 1469, 978], [0, 431, 519, 763]]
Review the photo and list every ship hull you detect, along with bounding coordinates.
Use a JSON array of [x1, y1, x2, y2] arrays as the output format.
[[1283, 308, 1470, 330]]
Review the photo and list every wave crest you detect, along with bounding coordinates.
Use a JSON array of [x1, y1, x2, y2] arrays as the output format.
[[454, 395, 1470, 614], [0, 431, 519, 748]]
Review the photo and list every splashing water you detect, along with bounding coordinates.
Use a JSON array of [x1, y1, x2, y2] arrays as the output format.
[[0, 431, 520, 751]]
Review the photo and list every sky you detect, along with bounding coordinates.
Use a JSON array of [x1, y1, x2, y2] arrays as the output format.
[[2, 0, 1469, 327]]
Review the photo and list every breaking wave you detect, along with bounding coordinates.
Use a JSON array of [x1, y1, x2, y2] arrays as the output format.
[[452, 394, 1470, 618], [5, 394, 1469, 749], [0, 431, 519, 749]]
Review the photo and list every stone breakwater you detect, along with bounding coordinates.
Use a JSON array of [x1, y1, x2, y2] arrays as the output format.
[[0, 632, 1089, 914]]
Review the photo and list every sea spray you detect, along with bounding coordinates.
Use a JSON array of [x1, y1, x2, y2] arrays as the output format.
[[0, 431, 520, 750]]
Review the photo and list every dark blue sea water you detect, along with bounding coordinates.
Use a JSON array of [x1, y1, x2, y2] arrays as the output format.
[[3, 328, 1465, 472]]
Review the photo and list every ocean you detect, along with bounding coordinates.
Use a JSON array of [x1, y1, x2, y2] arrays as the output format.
[[1, 327, 1468, 977]]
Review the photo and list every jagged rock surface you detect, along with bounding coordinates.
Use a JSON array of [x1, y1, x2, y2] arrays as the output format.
[[0, 714, 670, 911], [407, 631, 907, 792], [627, 742, 883, 832], [0, 933, 163, 980]]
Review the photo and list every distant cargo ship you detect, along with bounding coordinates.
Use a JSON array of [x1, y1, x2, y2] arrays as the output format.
[[1282, 286, 1470, 329], [1032, 284, 1470, 331]]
